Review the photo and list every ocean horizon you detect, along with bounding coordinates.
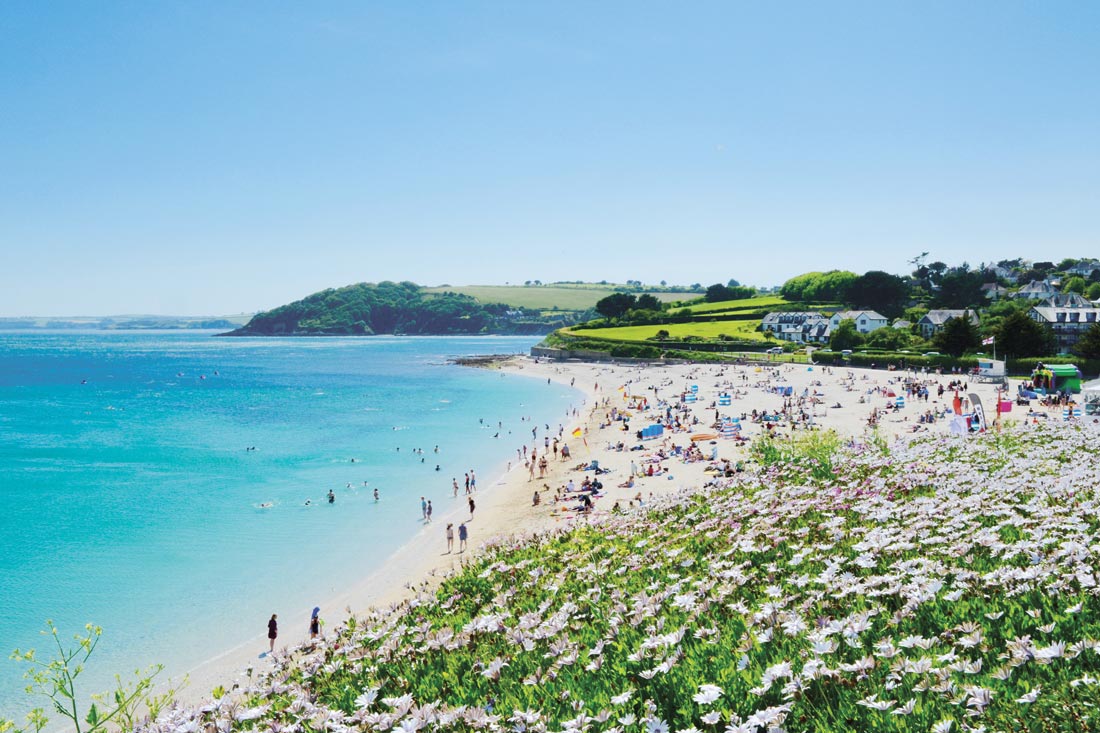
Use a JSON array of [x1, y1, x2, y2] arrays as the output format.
[[0, 331, 579, 717]]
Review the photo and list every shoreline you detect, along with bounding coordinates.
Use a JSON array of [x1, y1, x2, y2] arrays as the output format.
[[173, 355, 1014, 708], [174, 356, 596, 705]]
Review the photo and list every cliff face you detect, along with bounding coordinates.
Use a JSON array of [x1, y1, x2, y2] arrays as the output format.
[[223, 281, 553, 336]]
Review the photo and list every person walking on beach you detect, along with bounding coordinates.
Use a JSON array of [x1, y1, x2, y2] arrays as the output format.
[[452, 478, 459, 497], [309, 607, 321, 640], [464, 473, 470, 494], [470, 470, 476, 491], [420, 496, 427, 520], [446, 523, 454, 553], [267, 613, 278, 654], [458, 522, 468, 552], [426, 500, 433, 522], [468, 496, 476, 519]]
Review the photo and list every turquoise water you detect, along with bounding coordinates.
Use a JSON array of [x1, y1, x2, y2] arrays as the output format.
[[0, 332, 576, 717]]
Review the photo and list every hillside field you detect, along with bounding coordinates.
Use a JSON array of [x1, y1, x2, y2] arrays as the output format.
[[568, 318, 771, 343], [423, 285, 688, 312]]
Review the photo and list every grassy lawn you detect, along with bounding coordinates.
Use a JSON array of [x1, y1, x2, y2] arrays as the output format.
[[570, 318, 772, 342], [679, 294, 789, 314], [423, 285, 685, 311]]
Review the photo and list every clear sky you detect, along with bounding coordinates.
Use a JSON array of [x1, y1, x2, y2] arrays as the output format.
[[1, 2, 1097, 316]]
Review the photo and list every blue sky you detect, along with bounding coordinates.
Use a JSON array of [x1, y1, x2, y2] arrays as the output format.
[[1, 2, 1097, 316]]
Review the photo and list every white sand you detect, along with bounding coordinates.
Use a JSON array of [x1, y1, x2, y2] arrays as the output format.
[[175, 356, 1016, 704]]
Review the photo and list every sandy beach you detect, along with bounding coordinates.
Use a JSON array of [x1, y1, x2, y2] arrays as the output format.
[[176, 355, 1016, 705]]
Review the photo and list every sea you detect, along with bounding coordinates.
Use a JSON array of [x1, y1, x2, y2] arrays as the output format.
[[0, 331, 578, 718]]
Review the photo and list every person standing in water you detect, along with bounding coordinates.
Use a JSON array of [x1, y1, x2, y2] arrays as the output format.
[[267, 614, 278, 654], [373, 488, 380, 501], [309, 607, 321, 640], [426, 500, 433, 522], [420, 496, 427, 520]]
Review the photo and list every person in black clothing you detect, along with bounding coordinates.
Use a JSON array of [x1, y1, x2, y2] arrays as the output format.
[[267, 614, 278, 653], [310, 607, 321, 640]]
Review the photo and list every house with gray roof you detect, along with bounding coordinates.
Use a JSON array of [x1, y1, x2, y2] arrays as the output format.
[[828, 310, 888, 334], [1012, 279, 1059, 301], [918, 310, 980, 339], [1029, 300, 1100, 354]]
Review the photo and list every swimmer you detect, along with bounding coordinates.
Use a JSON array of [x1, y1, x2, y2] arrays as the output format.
[[435, 464, 440, 471], [373, 488, 380, 501], [305, 499, 312, 506], [327, 489, 335, 504], [258, 502, 273, 509]]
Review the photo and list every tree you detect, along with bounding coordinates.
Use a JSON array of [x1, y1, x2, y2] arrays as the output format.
[[1074, 322, 1100, 359], [1062, 276, 1086, 294], [1087, 282, 1100, 301], [594, 292, 637, 320], [727, 278, 741, 287], [933, 313, 981, 356], [635, 293, 662, 311], [780, 270, 858, 302], [932, 265, 985, 309], [865, 327, 911, 351], [845, 271, 910, 319], [829, 319, 865, 351], [995, 310, 1055, 357]]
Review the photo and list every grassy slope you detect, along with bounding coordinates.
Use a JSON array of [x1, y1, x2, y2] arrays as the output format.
[[679, 295, 789, 314], [570, 319, 771, 342], [156, 425, 1100, 733], [423, 286, 687, 312]]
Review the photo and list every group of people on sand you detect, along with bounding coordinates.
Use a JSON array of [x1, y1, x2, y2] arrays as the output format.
[[265, 605, 322, 656]]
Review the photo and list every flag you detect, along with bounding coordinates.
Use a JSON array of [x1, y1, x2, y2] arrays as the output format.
[[572, 427, 583, 438], [982, 336, 995, 346]]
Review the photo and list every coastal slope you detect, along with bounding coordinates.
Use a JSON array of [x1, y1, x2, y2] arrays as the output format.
[[223, 281, 554, 336]]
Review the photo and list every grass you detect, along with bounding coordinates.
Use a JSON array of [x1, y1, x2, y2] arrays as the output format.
[[569, 319, 773, 342], [678, 295, 790, 315], [422, 286, 686, 312]]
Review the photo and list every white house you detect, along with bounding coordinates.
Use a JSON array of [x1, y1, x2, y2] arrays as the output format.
[[1012, 279, 1059, 301], [980, 283, 1008, 300], [828, 310, 888, 334], [1067, 259, 1100, 279], [987, 265, 1019, 284], [1029, 301, 1099, 354], [918, 310, 980, 339], [761, 312, 830, 344]]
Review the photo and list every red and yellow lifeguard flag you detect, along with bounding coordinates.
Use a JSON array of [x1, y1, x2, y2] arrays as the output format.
[[572, 427, 583, 438]]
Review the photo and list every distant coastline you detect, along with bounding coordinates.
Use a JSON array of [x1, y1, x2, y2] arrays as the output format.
[[0, 316, 250, 331]]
